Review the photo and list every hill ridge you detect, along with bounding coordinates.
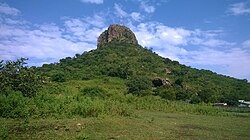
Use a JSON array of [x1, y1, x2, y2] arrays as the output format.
[[35, 24, 250, 105], [38, 41, 250, 105]]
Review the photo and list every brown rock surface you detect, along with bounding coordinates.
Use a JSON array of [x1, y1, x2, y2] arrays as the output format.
[[97, 24, 138, 48]]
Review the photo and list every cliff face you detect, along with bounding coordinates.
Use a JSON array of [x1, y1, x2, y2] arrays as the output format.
[[97, 24, 138, 48]]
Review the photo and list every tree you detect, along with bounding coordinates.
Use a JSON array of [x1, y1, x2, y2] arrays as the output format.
[[0, 58, 43, 97], [51, 72, 66, 82], [175, 78, 183, 87]]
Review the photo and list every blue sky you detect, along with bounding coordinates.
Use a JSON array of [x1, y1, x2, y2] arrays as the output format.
[[0, 0, 250, 81]]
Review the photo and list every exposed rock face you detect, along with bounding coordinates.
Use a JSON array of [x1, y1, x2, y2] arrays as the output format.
[[165, 68, 171, 74], [97, 24, 138, 48], [152, 78, 171, 87]]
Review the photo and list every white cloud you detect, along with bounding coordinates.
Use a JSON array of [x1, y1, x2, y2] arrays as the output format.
[[181, 48, 250, 80], [189, 29, 235, 48], [191, 38, 235, 47], [132, 22, 250, 80], [140, 1, 155, 13], [0, 23, 96, 64], [114, 3, 128, 18], [80, 0, 103, 4], [242, 39, 250, 48], [0, 3, 20, 16], [133, 22, 233, 49], [0, 13, 106, 65], [4, 18, 27, 25], [228, 2, 250, 15], [85, 14, 106, 28], [113, 3, 143, 23], [63, 14, 106, 43], [133, 22, 191, 61], [130, 12, 142, 22]]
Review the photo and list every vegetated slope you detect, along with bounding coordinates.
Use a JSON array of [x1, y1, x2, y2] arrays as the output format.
[[37, 42, 250, 105]]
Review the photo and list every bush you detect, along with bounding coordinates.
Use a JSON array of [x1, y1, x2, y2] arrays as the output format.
[[81, 74, 92, 80], [0, 91, 29, 118], [51, 73, 66, 82], [190, 95, 201, 104], [70, 99, 103, 117], [80, 87, 106, 98], [104, 99, 133, 116], [154, 87, 176, 100], [126, 76, 153, 96], [14, 69, 43, 97]]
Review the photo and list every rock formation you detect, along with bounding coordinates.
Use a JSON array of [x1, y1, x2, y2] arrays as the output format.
[[97, 24, 138, 48], [152, 78, 171, 87]]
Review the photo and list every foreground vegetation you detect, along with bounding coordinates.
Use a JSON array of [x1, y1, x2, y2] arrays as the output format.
[[1, 77, 250, 119], [1, 78, 250, 139], [1, 42, 250, 139]]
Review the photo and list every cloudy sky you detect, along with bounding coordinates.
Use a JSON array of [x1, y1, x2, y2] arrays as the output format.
[[0, 0, 250, 81]]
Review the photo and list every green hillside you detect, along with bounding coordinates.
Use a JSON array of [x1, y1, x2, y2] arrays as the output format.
[[37, 42, 250, 105], [1, 42, 250, 139]]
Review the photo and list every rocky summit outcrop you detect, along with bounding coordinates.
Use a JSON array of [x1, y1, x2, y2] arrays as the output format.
[[97, 24, 138, 48]]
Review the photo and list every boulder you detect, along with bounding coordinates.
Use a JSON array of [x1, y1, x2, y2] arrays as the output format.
[[152, 78, 171, 87]]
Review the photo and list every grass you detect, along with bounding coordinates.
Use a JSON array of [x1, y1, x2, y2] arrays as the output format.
[[1, 110, 250, 140], [1, 78, 250, 139]]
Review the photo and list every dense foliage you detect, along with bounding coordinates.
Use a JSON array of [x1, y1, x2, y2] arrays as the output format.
[[126, 76, 153, 96], [1, 42, 250, 119], [36, 43, 250, 105], [0, 58, 43, 97]]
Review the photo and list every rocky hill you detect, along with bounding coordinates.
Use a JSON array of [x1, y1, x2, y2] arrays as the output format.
[[97, 24, 138, 48], [37, 24, 250, 105]]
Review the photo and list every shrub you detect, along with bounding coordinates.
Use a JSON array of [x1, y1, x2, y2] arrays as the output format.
[[81, 74, 92, 80], [68, 96, 104, 117], [15, 69, 43, 97], [0, 125, 9, 140], [51, 73, 66, 82], [154, 87, 176, 100], [0, 91, 29, 118], [190, 95, 201, 104], [126, 76, 153, 96], [80, 87, 106, 98], [104, 99, 133, 116], [174, 78, 183, 87]]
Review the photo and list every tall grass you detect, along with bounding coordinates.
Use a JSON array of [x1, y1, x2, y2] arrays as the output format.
[[0, 78, 246, 119], [115, 94, 224, 116]]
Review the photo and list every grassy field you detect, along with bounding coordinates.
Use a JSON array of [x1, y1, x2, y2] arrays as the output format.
[[1, 110, 250, 140], [1, 78, 250, 139]]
